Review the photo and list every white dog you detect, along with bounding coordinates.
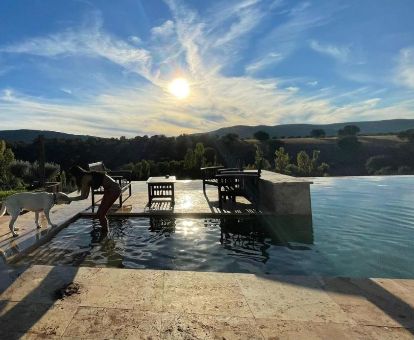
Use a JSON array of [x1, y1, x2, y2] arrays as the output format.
[[0, 192, 71, 237]]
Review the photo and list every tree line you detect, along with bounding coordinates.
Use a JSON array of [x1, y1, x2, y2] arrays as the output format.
[[1, 125, 413, 194]]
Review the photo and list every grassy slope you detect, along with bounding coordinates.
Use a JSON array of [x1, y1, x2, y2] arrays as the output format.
[[249, 135, 406, 176], [209, 119, 414, 138]]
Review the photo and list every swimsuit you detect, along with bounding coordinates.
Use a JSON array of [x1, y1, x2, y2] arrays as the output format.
[[90, 171, 121, 195]]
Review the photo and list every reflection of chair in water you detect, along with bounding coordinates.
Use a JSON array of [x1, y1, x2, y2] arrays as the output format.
[[219, 217, 265, 245], [149, 217, 176, 234], [218, 217, 271, 263], [219, 215, 313, 249]]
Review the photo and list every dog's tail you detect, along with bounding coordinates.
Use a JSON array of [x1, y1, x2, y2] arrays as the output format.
[[0, 200, 6, 217]]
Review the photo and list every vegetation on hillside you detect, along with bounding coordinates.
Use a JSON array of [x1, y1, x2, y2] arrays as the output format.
[[0, 125, 413, 195], [0, 139, 61, 197], [365, 129, 414, 175], [274, 147, 329, 176]]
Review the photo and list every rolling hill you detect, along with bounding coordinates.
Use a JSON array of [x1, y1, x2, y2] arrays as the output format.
[[207, 119, 414, 138], [1, 118, 414, 143], [0, 129, 91, 143]]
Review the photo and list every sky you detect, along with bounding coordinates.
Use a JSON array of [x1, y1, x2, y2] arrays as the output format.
[[0, 0, 414, 137]]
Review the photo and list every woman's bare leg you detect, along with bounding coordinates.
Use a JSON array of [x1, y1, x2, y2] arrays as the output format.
[[96, 189, 120, 231]]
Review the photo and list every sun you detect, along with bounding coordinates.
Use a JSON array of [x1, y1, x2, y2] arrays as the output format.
[[168, 78, 190, 99]]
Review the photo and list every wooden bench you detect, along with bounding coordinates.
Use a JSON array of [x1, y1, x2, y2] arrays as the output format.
[[88, 162, 132, 207]]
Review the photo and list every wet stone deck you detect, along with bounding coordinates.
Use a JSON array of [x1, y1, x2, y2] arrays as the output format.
[[0, 265, 413, 339]]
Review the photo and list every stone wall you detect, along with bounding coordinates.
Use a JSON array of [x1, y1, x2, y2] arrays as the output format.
[[259, 170, 313, 215]]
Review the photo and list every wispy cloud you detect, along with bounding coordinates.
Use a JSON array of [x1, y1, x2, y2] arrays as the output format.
[[0, 15, 154, 82], [309, 40, 350, 62], [307, 80, 318, 86], [244, 2, 341, 73], [395, 47, 414, 89], [245, 53, 283, 74], [151, 20, 175, 39]]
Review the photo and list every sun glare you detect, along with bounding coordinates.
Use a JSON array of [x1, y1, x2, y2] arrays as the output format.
[[168, 78, 190, 99]]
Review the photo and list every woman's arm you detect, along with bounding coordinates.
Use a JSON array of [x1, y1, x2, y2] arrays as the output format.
[[70, 175, 91, 201]]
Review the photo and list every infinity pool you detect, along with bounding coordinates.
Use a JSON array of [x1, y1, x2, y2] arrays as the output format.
[[15, 176, 414, 278]]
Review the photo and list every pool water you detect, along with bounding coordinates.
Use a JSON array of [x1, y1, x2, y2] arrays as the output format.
[[14, 176, 414, 278]]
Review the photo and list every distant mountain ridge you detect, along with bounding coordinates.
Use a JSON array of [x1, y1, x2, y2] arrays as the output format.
[[207, 119, 414, 138], [0, 129, 91, 143], [1, 118, 414, 143]]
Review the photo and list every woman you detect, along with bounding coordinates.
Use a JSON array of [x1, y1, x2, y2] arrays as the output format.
[[69, 165, 121, 232]]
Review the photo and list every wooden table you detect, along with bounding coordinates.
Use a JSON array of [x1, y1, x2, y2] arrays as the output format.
[[147, 176, 176, 205]]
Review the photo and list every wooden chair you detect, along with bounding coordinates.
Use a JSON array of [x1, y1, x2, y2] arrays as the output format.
[[216, 169, 261, 209], [200, 166, 242, 192], [88, 161, 132, 207]]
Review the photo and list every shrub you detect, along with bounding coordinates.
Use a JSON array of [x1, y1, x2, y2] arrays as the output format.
[[310, 129, 326, 138], [397, 129, 414, 143], [30, 161, 60, 182], [337, 136, 361, 152], [366, 155, 394, 175], [275, 147, 291, 174], [338, 125, 360, 136], [0, 140, 16, 190], [253, 130, 270, 141], [397, 166, 412, 175], [9, 160, 31, 182], [375, 166, 395, 175], [294, 150, 329, 176]]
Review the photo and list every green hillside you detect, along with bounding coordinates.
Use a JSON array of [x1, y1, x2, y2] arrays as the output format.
[[208, 119, 414, 138]]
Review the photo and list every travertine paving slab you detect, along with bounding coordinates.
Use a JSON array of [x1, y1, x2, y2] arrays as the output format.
[[372, 278, 414, 306], [360, 325, 414, 340], [323, 277, 414, 328], [237, 275, 351, 323], [163, 280, 253, 317], [3, 333, 61, 340], [161, 312, 263, 339], [1, 265, 78, 303], [64, 283, 163, 311], [164, 270, 239, 289], [76, 267, 164, 288], [256, 319, 414, 340], [63, 306, 161, 339], [0, 300, 77, 337], [163, 271, 249, 319]]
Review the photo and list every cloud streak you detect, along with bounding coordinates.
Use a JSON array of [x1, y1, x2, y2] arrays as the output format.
[[309, 40, 350, 62], [395, 47, 414, 89]]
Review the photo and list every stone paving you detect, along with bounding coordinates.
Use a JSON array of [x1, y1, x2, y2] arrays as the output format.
[[0, 265, 413, 339]]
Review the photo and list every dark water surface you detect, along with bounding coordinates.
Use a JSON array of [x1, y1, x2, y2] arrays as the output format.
[[15, 176, 414, 278]]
